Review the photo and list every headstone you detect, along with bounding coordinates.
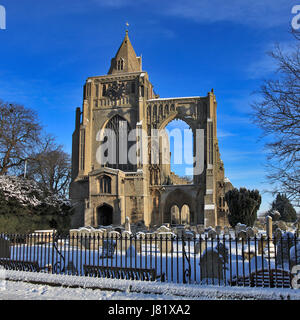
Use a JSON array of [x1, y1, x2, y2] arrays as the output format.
[[246, 227, 255, 238], [156, 225, 171, 233], [101, 239, 116, 258], [125, 216, 131, 232], [197, 224, 205, 235], [266, 215, 273, 239], [207, 228, 217, 239], [0, 237, 10, 258], [223, 226, 230, 236], [175, 226, 185, 238], [215, 226, 222, 236], [108, 231, 121, 239], [235, 223, 247, 236], [200, 249, 224, 281], [274, 228, 283, 243], [236, 230, 247, 241], [157, 232, 174, 253], [214, 242, 229, 263]]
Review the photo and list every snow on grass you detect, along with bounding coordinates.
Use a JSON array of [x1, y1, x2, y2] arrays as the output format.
[[2, 270, 300, 300]]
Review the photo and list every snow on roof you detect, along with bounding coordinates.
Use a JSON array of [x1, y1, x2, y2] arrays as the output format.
[[224, 177, 231, 183]]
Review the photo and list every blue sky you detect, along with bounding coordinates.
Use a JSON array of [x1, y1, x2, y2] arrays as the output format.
[[0, 0, 298, 213]]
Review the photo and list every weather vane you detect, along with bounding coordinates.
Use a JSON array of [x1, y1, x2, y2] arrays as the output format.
[[126, 22, 129, 32]]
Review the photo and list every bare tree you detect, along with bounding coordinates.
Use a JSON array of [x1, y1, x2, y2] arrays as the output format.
[[252, 33, 300, 206], [0, 101, 41, 175], [27, 139, 71, 197]]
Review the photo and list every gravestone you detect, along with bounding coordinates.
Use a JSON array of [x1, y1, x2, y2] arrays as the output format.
[[156, 225, 171, 233], [274, 228, 283, 243], [125, 216, 131, 232], [235, 223, 247, 236], [236, 230, 247, 241], [101, 239, 117, 258], [266, 216, 273, 239], [200, 249, 224, 281], [246, 227, 255, 238], [197, 224, 205, 235], [215, 226, 222, 236], [223, 226, 230, 236], [214, 242, 229, 264], [157, 232, 174, 253], [207, 228, 217, 239], [0, 237, 10, 258]]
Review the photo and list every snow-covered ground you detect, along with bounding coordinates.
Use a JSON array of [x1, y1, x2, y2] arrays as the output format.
[[0, 280, 189, 300], [1, 270, 299, 300]]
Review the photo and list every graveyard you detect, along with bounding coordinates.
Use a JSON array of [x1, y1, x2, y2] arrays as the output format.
[[1, 215, 299, 295]]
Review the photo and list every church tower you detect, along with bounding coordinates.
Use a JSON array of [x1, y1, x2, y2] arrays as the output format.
[[70, 31, 233, 229]]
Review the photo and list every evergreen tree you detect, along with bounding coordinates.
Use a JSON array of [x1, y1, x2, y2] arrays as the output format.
[[225, 188, 261, 228], [269, 193, 297, 222]]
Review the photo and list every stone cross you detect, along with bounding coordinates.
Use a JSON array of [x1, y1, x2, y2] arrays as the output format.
[[266, 215, 273, 239]]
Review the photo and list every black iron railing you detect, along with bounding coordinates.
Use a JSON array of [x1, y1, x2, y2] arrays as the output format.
[[0, 232, 299, 288]]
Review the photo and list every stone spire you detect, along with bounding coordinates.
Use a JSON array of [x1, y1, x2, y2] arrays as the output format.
[[108, 31, 142, 74]]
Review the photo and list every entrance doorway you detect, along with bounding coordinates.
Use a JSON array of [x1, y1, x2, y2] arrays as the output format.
[[97, 204, 113, 226]]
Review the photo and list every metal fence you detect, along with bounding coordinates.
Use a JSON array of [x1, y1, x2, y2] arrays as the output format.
[[0, 232, 299, 288]]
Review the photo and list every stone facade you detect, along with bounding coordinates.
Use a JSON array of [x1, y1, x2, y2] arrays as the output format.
[[70, 31, 233, 229]]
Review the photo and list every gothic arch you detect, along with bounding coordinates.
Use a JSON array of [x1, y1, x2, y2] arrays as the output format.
[[98, 114, 136, 171], [163, 188, 195, 224]]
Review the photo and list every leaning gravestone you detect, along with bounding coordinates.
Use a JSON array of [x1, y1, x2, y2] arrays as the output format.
[[0, 237, 10, 258], [101, 239, 117, 258], [200, 249, 224, 282]]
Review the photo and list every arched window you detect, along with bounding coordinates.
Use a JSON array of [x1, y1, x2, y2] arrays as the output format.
[[102, 115, 136, 171], [117, 59, 124, 71], [99, 175, 112, 194], [171, 205, 180, 225]]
